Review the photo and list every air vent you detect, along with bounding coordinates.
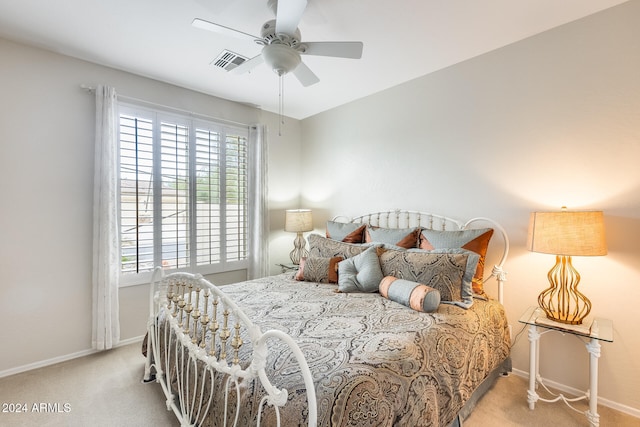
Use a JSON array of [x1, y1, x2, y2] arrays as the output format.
[[211, 50, 248, 71]]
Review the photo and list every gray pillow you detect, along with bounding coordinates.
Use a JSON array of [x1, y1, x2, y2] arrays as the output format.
[[365, 226, 419, 249], [337, 246, 384, 293], [326, 221, 365, 243]]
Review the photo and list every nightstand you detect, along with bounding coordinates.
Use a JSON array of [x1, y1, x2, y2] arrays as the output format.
[[519, 306, 613, 427], [276, 263, 298, 273]]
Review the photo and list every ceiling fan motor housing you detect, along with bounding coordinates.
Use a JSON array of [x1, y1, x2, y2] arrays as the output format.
[[261, 20, 301, 45]]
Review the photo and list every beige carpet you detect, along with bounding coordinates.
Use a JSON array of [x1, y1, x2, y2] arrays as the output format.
[[0, 342, 637, 426], [465, 373, 639, 427]]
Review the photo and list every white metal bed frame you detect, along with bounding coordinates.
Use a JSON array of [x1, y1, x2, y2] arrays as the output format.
[[143, 269, 317, 427], [143, 209, 509, 427]]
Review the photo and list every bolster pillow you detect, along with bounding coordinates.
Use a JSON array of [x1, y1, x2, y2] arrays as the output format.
[[379, 276, 441, 312]]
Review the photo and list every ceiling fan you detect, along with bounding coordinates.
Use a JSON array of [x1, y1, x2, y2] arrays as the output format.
[[192, 0, 364, 87]]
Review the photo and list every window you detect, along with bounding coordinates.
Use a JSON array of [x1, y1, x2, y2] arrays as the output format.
[[118, 104, 249, 283]]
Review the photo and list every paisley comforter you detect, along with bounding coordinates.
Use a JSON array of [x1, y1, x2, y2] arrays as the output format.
[[156, 273, 511, 427]]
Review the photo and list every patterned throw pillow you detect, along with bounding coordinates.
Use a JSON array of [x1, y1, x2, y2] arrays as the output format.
[[419, 228, 493, 297], [326, 221, 366, 243], [308, 234, 371, 259], [295, 256, 342, 283], [421, 248, 480, 300], [379, 276, 441, 312], [365, 226, 420, 249], [379, 249, 474, 308]]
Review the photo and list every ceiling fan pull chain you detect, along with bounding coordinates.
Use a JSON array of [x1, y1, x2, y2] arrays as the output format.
[[279, 74, 285, 136]]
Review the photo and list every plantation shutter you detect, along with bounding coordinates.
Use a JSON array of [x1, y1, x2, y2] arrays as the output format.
[[117, 104, 250, 282]]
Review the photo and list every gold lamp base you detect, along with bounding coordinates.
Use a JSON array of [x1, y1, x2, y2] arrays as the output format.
[[538, 255, 592, 325]]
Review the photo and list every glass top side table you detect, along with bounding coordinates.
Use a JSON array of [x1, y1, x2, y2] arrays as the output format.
[[518, 306, 613, 427]]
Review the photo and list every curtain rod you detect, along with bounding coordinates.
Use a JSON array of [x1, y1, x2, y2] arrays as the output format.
[[80, 84, 253, 128]]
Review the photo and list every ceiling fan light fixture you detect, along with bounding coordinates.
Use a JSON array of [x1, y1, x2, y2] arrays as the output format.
[[262, 43, 301, 75]]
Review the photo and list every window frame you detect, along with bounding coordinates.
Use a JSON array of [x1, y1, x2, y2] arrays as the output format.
[[117, 102, 250, 287]]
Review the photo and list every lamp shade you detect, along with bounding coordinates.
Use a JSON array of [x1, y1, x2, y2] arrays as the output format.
[[284, 209, 313, 233], [527, 209, 607, 256]]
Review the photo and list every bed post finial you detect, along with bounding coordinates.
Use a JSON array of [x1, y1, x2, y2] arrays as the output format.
[[208, 298, 220, 357], [200, 290, 210, 348], [184, 284, 194, 334], [492, 265, 508, 305], [232, 322, 243, 365], [190, 288, 201, 344], [220, 309, 231, 360]]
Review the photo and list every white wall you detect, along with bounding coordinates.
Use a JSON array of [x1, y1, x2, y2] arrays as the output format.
[[297, 1, 640, 415], [0, 37, 301, 373], [1, 0, 639, 417]]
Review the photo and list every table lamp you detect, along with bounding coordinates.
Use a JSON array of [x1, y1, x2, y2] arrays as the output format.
[[285, 209, 313, 264], [526, 207, 607, 325]]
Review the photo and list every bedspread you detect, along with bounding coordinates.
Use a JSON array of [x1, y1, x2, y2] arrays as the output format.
[[156, 273, 511, 427]]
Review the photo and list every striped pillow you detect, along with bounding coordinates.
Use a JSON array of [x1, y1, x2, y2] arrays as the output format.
[[379, 276, 440, 312]]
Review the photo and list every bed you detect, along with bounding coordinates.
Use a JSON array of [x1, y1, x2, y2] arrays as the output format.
[[143, 210, 511, 427]]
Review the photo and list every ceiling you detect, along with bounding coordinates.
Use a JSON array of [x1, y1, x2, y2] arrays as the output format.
[[0, 0, 629, 119]]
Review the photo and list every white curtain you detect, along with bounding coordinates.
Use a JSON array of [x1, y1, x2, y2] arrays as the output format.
[[248, 124, 269, 279], [92, 85, 120, 350]]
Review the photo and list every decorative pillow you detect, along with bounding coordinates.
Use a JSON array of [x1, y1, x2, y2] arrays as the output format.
[[365, 226, 419, 249], [379, 276, 441, 312], [337, 247, 384, 293], [414, 248, 480, 300], [326, 221, 366, 243], [308, 234, 370, 259], [379, 249, 475, 308], [294, 256, 342, 283], [419, 228, 494, 297]]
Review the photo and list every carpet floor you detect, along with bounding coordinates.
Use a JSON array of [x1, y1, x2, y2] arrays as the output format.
[[0, 342, 637, 426]]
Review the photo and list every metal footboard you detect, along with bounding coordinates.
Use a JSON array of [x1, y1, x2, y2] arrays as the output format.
[[143, 268, 317, 426]]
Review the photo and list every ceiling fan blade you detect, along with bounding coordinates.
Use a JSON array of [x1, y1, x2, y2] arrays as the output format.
[[275, 0, 308, 36], [230, 54, 264, 74], [301, 41, 363, 59], [192, 18, 258, 42], [292, 61, 320, 87]]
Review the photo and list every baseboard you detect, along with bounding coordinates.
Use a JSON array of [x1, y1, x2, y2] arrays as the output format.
[[3, 344, 638, 421], [512, 368, 640, 420], [0, 335, 145, 379]]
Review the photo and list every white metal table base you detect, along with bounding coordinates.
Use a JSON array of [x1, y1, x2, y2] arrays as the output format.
[[526, 324, 602, 427]]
